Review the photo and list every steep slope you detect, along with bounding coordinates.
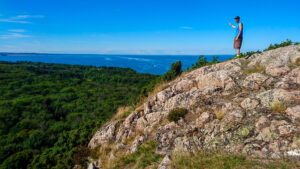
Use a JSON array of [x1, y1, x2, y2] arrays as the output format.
[[87, 45, 300, 169]]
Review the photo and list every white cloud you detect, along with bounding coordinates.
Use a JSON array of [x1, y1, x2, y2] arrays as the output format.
[[8, 29, 26, 33], [179, 26, 193, 30], [0, 15, 44, 24], [0, 32, 31, 39]]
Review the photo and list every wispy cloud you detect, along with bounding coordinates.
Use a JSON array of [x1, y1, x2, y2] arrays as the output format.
[[179, 26, 193, 30], [0, 29, 31, 39], [0, 15, 44, 24], [8, 29, 26, 33]]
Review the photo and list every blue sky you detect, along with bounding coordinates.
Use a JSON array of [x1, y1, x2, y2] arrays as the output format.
[[0, 0, 299, 55]]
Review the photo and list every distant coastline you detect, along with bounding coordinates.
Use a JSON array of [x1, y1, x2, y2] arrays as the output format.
[[0, 53, 233, 74]]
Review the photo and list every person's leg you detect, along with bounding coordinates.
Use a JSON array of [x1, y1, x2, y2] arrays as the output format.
[[234, 39, 238, 56], [237, 49, 241, 56], [238, 38, 243, 56]]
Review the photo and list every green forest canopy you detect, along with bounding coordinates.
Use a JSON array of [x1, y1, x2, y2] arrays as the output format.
[[0, 61, 157, 169]]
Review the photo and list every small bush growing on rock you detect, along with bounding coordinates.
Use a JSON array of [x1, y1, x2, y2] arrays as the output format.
[[188, 55, 220, 71], [235, 50, 262, 59], [167, 108, 188, 122], [162, 61, 182, 81], [264, 39, 293, 51], [214, 109, 224, 120], [271, 101, 287, 113]]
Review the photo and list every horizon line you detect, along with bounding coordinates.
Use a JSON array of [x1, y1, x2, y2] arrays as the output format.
[[0, 51, 235, 56]]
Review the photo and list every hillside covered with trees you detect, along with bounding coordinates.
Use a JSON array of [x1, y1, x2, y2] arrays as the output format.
[[0, 62, 157, 169]]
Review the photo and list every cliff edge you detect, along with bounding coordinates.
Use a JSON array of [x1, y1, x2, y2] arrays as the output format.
[[87, 45, 300, 168]]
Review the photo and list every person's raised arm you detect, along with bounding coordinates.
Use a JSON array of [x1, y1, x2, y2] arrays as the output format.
[[229, 23, 236, 29]]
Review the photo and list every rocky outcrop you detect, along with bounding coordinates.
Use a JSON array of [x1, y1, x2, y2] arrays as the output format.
[[88, 45, 300, 168]]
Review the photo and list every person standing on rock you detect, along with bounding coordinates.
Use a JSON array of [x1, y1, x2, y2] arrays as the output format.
[[229, 16, 243, 57]]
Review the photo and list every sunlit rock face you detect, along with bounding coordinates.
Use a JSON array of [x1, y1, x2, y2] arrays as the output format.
[[88, 45, 300, 168]]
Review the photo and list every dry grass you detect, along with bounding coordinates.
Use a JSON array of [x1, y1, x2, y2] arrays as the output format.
[[112, 106, 133, 120], [243, 63, 265, 75], [271, 100, 287, 113], [214, 108, 225, 120], [90, 144, 123, 169], [288, 57, 300, 69], [171, 151, 300, 169]]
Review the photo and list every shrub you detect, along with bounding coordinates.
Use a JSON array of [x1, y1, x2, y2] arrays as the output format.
[[190, 55, 209, 69], [189, 55, 220, 71], [211, 56, 220, 64], [271, 101, 287, 113], [264, 39, 293, 51], [235, 50, 262, 59], [167, 108, 188, 122], [234, 40, 298, 59], [162, 61, 182, 81]]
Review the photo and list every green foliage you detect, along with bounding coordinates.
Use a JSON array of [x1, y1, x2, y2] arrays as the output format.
[[211, 56, 220, 64], [234, 50, 262, 59], [162, 61, 182, 81], [233, 40, 299, 59], [188, 55, 220, 71], [0, 62, 157, 169], [111, 140, 162, 169], [264, 39, 294, 51], [171, 151, 300, 169], [0, 150, 35, 169], [167, 108, 188, 122], [190, 55, 208, 70]]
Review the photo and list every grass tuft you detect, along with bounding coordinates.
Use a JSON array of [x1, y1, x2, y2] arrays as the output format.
[[243, 63, 265, 75], [295, 58, 300, 66], [167, 108, 189, 122], [214, 109, 224, 120], [113, 106, 133, 120], [271, 101, 287, 113]]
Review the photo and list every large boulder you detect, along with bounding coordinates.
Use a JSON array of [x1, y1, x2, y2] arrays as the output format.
[[88, 121, 119, 149]]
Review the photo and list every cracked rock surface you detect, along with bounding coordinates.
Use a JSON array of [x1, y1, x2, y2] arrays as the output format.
[[88, 45, 300, 168]]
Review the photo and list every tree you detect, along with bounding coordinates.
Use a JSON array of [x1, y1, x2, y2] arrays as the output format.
[[162, 61, 182, 81], [211, 56, 219, 64], [189, 55, 209, 70]]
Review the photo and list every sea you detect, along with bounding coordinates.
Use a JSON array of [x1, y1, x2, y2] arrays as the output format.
[[0, 53, 233, 75]]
